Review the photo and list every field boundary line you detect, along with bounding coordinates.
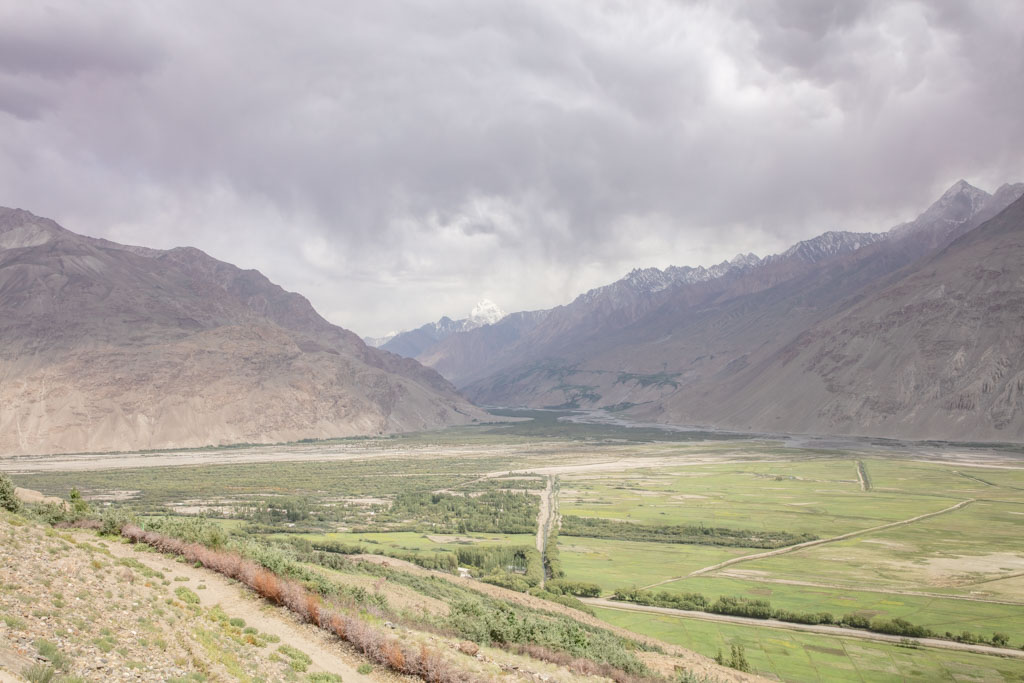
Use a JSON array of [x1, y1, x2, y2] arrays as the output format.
[[685, 498, 974, 577], [584, 598, 1024, 660], [639, 498, 975, 589]]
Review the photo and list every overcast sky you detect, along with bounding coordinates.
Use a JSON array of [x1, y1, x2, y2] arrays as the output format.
[[2, 1, 1022, 336]]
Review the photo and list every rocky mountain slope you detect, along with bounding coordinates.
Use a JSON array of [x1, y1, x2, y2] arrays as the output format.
[[424, 181, 1024, 441], [0, 208, 485, 456], [680, 192, 1024, 441]]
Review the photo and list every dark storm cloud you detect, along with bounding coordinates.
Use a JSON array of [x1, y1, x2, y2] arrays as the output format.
[[0, 1, 1022, 335]]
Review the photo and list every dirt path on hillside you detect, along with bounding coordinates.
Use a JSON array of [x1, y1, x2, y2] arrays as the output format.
[[75, 532, 373, 682], [641, 498, 975, 586], [583, 599, 1024, 659]]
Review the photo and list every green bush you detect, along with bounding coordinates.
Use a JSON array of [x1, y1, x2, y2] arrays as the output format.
[[35, 639, 71, 671], [21, 664, 56, 683], [308, 674, 343, 682], [174, 587, 200, 605], [545, 579, 601, 597], [480, 573, 531, 592], [100, 508, 137, 536]]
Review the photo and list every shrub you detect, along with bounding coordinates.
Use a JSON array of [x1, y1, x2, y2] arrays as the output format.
[[34, 640, 71, 671], [840, 613, 871, 629], [545, 579, 601, 597], [869, 617, 934, 639], [100, 508, 137, 536], [174, 587, 200, 605], [21, 664, 56, 683]]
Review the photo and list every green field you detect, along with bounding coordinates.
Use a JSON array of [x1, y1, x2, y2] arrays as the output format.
[[556, 536, 752, 592], [559, 460, 972, 537], [737, 498, 1024, 598], [657, 576, 1024, 644], [594, 606, 1024, 682]]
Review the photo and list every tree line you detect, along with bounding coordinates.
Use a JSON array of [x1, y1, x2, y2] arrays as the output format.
[[561, 515, 815, 548]]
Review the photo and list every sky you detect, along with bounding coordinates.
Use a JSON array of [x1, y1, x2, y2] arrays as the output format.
[[1, 1, 1023, 337]]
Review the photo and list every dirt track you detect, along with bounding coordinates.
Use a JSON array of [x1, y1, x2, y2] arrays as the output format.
[[584, 599, 1024, 659], [77, 532, 373, 682]]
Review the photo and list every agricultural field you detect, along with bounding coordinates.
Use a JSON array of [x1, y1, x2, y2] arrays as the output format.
[[594, 606, 1024, 682], [557, 537, 753, 591], [5, 410, 1024, 681]]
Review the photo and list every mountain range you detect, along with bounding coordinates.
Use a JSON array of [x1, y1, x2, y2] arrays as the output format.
[[366, 299, 507, 358], [4, 178, 1021, 454], [390, 180, 1024, 442], [0, 209, 485, 456]]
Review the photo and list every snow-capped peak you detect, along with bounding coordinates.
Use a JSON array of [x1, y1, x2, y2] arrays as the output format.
[[730, 252, 761, 267], [468, 299, 505, 327], [363, 331, 398, 348], [780, 230, 887, 264]]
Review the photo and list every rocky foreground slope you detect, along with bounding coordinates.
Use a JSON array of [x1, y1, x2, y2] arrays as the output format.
[[0, 209, 485, 456], [0, 501, 759, 683]]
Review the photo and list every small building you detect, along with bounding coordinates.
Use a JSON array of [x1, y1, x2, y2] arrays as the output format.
[[457, 567, 472, 579]]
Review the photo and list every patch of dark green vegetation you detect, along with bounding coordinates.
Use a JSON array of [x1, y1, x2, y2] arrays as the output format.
[[546, 384, 604, 410], [14, 456, 522, 508], [615, 372, 681, 389], [458, 476, 547, 492], [543, 529, 564, 580], [374, 491, 538, 534], [309, 538, 544, 591], [483, 408, 748, 442], [857, 460, 872, 491], [561, 515, 816, 548]]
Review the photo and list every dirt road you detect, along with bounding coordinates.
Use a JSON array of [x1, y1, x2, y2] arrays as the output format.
[[77, 532, 373, 682], [536, 476, 560, 587], [584, 598, 1024, 660]]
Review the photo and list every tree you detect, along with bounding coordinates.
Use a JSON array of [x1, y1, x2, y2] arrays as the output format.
[[729, 644, 751, 672], [0, 472, 22, 513], [69, 487, 91, 518]]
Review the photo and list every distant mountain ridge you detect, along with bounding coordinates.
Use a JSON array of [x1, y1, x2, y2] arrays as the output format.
[[407, 179, 1024, 441], [0, 208, 485, 455], [368, 299, 506, 358]]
